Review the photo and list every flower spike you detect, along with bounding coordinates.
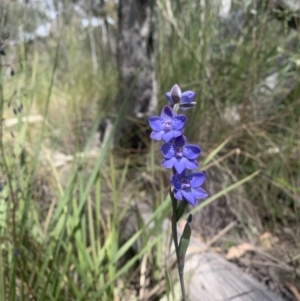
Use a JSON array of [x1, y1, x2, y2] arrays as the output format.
[[147, 84, 207, 301]]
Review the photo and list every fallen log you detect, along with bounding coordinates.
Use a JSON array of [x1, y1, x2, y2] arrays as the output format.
[[161, 221, 286, 301]]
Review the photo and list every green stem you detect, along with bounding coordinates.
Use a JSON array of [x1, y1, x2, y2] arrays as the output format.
[[171, 195, 186, 301], [0, 249, 5, 301]]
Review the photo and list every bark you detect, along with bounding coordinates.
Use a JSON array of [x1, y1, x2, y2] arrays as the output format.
[[115, 0, 157, 148]]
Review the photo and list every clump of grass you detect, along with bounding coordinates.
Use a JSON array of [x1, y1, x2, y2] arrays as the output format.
[[0, 13, 177, 298]]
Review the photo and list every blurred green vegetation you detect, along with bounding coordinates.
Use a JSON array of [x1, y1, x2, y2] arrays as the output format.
[[0, 0, 299, 300]]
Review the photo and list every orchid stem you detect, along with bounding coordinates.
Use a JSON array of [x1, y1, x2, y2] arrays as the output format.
[[172, 198, 187, 301]]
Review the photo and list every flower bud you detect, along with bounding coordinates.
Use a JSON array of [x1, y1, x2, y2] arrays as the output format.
[[170, 84, 182, 104]]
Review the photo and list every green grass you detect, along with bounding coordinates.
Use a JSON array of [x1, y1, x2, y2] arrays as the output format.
[[0, 1, 300, 300]]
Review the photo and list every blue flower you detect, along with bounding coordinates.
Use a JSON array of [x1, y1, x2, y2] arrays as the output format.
[[148, 106, 186, 142], [160, 135, 201, 174], [165, 84, 196, 111], [171, 171, 207, 206]]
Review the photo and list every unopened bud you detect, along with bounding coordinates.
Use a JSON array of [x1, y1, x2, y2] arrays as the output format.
[[170, 84, 182, 104]]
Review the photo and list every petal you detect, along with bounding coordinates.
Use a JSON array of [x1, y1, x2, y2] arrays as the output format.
[[181, 91, 195, 104], [162, 131, 174, 142], [191, 187, 208, 199], [174, 189, 183, 201], [171, 174, 181, 190], [183, 158, 198, 170], [174, 135, 187, 148], [165, 92, 174, 105], [162, 158, 175, 169], [170, 84, 182, 104], [177, 169, 187, 177], [187, 172, 206, 188], [174, 159, 186, 174], [150, 131, 164, 140], [171, 115, 186, 130], [182, 190, 196, 206], [148, 117, 165, 131], [179, 102, 196, 111], [161, 106, 174, 120], [183, 144, 201, 160], [172, 130, 183, 138], [160, 143, 175, 158]]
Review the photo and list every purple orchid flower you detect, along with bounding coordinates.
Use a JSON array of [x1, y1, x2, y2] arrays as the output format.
[[160, 135, 201, 174], [148, 106, 186, 142], [171, 171, 208, 206], [165, 84, 196, 111]]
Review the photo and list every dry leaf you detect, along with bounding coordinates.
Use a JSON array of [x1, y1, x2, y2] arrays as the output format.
[[226, 243, 254, 260], [259, 232, 278, 249]]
